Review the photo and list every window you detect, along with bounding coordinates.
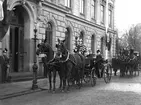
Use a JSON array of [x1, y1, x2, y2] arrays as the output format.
[[108, 9, 112, 27], [80, 0, 84, 14], [108, 4, 113, 27], [65, 0, 71, 8], [80, 31, 84, 44], [91, 0, 96, 19], [100, 4, 104, 23], [45, 22, 52, 46], [65, 28, 70, 50], [91, 35, 95, 53]]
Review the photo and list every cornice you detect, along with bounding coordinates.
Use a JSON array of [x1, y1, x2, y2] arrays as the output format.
[[66, 13, 106, 31], [42, 1, 67, 14], [42, 1, 107, 31]]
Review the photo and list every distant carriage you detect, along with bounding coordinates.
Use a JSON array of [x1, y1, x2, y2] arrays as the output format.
[[112, 49, 140, 77]]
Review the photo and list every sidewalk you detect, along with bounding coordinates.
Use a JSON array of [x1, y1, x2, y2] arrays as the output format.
[[0, 71, 118, 100], [0, 77, 60, 100]]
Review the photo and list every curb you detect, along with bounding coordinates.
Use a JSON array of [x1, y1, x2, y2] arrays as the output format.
[[0, 87, 48, 100]]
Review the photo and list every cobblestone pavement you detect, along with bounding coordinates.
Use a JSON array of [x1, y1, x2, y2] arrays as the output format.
[[1, 73, 141, 105]]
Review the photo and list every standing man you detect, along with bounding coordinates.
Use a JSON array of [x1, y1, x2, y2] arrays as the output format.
[[95, 50, 103, 78], [0, 48, 9, 83]]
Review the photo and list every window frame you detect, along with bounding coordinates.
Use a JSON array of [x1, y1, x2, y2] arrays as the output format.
[[80, 0, 84, 14], [108, 9, 112, 27], [45, 22, 53, 46], [79, 31, 84, 44], [91, 0, 96, 19], [100, 0, 106, 24], [100, 4, 104, 23], [65, 0, 71, 8], [108, 4, 113, 27]]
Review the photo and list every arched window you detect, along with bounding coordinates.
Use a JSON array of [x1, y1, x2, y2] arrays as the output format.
[[79, 31, 84, 44], [65, 27, 70, 50], [45, 22, 52, 46], [91, 35, 95, 53], [101, 37, 104, 55]]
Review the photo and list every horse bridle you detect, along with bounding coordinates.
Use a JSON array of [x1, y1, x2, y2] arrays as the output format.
[[39, 43, 59, 66]]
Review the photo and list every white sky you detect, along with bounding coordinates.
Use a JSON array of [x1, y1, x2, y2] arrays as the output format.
[[115, 0, 141, 34]]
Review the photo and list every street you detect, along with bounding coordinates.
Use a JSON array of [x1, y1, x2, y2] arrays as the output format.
[[1, 73, 141, 105]]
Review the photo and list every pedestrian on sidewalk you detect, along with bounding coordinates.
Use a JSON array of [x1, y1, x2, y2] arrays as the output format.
[[0, 48, 9, 83]]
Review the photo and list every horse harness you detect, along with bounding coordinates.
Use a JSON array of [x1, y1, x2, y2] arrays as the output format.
[[45, 52, 61, 67], [60, 50, 76, 65]]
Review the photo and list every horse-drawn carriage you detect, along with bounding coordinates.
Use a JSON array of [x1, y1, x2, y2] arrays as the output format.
[[36, 38, 112, 92], [112, 49, 140, 77], [83, 54, 112, 87]]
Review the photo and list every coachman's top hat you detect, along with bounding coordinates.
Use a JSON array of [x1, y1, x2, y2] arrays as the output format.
[[97, 50, 100, 53], [2, 48, 7, 53]]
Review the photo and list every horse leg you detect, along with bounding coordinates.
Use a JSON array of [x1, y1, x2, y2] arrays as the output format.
[[76, 69, 81, 89], [80, 67, 84, 86], [45, 65, 49, 78], [61, 66, 66, 92], [66, 69, 72, 92], [62, 77, 66, 92], [66, 77, 70, 92], [53, 69, 56, 93], [57, 70, 63, 90], [48, 71, 52, 92]]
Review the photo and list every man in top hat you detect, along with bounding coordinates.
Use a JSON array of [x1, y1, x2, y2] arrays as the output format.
[[0, 48, 9, 83], [95, 50, 103, 78]]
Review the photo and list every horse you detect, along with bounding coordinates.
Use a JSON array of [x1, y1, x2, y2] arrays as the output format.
[[127, 54, 138, 76], [112, 51, 130, 77], [36, 42, 64, 92], [55, 38, 85, 91]]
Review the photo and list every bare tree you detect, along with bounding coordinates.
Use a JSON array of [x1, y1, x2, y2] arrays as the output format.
[[118, 24, 141, 55]]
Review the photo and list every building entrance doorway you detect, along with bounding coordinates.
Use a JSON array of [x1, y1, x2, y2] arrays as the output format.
[[9, 6, 25, 72], [10, 26, 24, 72]]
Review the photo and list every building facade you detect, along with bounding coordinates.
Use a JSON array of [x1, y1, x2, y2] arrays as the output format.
[[0, 0, 116, 79]]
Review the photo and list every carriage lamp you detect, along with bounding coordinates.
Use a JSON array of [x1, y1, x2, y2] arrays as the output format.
[[31, 23, 39, 90]]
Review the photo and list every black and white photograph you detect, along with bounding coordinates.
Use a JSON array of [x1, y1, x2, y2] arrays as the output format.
[[0, 0, 141, 105]]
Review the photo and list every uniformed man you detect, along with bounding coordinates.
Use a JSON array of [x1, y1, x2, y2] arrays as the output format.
[[1, 48, 9, 83]]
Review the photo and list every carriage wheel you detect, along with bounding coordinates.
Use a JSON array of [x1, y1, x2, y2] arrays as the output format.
[[103, 64, 112, 83], [90, 68, 96, 87]]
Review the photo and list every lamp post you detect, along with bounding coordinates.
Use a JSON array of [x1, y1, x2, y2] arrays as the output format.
[[31, 23, 38, 90]]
